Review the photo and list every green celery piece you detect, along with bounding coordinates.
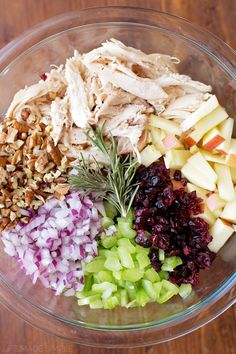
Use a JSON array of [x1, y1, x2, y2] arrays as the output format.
[[103, 248, 117, 257], [122, 268, 144, 282], [104, 201, 118, 220], [124, 209, 134, 225], [159, 249, 165, 261], [157, 280, 179, 304], [136, 289, 150, 307], [97, 248, 106, 257], [135, 244, 150, 254], [96, 270, 114, 283], [83, 274, 93, 292], [85, 258, 106, 273], [144, 268, 160, 282], [103, 295, 119, 309], [77, 297, 91, 306], [126, 299, 137, 308], [89, 295, 104, 309], [117, 238, 136, 253], [117, 246, 134, 268], [125, 281, 137, 300], [101, 216, 114, 228], [113, 271, 122, 280], [104, 255, 122, 271], [117, 218, 136, 239], [153, 282, 162, 299], [92, 281, 117, 300], [117, 279, 126, 288], [136, 252, 151, 269], [120, 289, 129, 307], [101, 235, 117, 249], [161, 256, 183, 272], [158, 270, 169, 280], [142, 279, 156, 299], [179, 284, 192, 299]]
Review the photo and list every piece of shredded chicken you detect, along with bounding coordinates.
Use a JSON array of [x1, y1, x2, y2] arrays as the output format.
[[5, 38, 212, 163]]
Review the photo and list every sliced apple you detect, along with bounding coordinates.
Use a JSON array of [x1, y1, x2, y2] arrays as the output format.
[[186, 182, 209, 200], [184, 105, 228, 146], [216, 117, 234, 155], [199, 149, 226, 164], [140, 144, 162, 167], [220, 199, 236, 223], [225, 139, 236, 167], [206, 193, 226, 212], [165, 149, 191, 169], [197, 205, 216, 226], [214, 163, 235, 201], [202, 127, 225, 151], [208, 218, 234, 253], [189, 145, 200, 155], [182, 153, 217, 191], [150, 127, 166, 154], [180, 95, 219, 132], [230, 167, 236, 183], [149, 114, 182, 136]]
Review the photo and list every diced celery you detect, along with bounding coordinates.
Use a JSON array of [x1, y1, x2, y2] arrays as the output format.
[[159, 249, 165, 261], [77, 297, 91, 306], [179, 284, 192, 299], [135, 244, 150, 254], [85, 258, 105, 273], [83, 274, 93, 292], [153, 282, 162, 299], [144, 268, 160, 282], [89, 295, 104, 309], [101, 216, 114, 228], [117, 238, 136, 253], [161, 256, 183, 272], [158, 270, 169, 280], [101, 235, 117, 249], [118, 246, 134, 268], [142, 279, 156, 299], [120, 289, 128, 307], [157, 280, 179, 304], [113, 271, 122, 280], [92, 282, 117, 299], [122, 268, 144, 282], [104, 255, 122, 271], [136, 289, 150, 307], [96, 270, 114, 283], [103, 296, 120, 309], [124, 209, 134, 225], [126, 300, 137, 308], [104, 201, 118, 220], [117, 279, 126, 288], [136, 252, 151, 269], [117, 218, 137, 239], [125, 281, 137, 300]]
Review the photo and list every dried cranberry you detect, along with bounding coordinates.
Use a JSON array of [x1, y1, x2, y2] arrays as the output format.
[[135, 230, 152, 248], [40, 73, 47, 81], [174, 170, 182, 181], [148, 248, 162, 271]]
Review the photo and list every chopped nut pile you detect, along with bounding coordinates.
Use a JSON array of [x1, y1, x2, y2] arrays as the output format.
[[0, 114, 71, 231]]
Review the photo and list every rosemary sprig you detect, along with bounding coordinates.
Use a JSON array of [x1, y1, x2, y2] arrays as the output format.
[[69, 127, 140, 217]]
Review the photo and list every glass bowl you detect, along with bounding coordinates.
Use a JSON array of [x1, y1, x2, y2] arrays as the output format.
[[0, 7, 235, 348]]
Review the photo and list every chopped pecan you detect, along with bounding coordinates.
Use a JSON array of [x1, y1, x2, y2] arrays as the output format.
[[1, 209, 10, 217], [0, 217, 10, 230], [6, 127, 18, 143], [1, 189, 11, 197], [54, 183, 70, 200], [25, 189, 35, 205], [55, 176, 67, 183], [0, 132, 7, 144], [11, 150, 22, 165], [47, 140, 62, 165], [35, 150, 48, 173], [12, 120, 29, 133], [10, 139, 24, 150], [0, 157, 8, 167]]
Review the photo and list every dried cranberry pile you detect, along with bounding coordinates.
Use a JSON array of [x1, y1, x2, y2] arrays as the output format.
[[133, 160, 216, 285]]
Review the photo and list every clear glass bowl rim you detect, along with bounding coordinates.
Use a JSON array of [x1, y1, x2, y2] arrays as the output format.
[[0, 5, 235, 339]]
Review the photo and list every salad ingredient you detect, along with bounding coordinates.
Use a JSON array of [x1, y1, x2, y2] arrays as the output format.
[[208, 218, 234, 253], [140, 145, 162, 167], [69, 128, 139, 217], [76, 215, 186, 309], [202, 127, 225, 151], [217, 118, 234, 154], [0, 192, 100, 295], [214, 163, 235, 201], [220, 200, 236, 223], [133, 161, 215, 285]]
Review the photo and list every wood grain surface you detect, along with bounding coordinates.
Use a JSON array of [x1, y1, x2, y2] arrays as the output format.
[[0, 1, 235, 353]]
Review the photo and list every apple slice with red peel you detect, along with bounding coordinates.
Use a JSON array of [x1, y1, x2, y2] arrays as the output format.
[[220, 199, 236, 223], [184, 105, 228, 146], [214, 163, 235, 201], [225, 139, 236, 167], [202, 127, 225, 151], [162, 134, 183, 150], [149, 114, 182, 136], [216, 117, 234, 155], [180, 95, 219, 132], [208, 218, 234, 253]]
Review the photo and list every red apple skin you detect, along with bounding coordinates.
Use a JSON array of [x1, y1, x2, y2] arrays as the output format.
[[184, 136, 196, 147], [203, 135, 225, 151]]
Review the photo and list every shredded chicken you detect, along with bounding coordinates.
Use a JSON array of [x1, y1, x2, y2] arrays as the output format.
[[5, 38, 213, 162]]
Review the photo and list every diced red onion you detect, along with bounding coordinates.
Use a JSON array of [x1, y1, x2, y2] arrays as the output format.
[[0, 191, 101, 296]]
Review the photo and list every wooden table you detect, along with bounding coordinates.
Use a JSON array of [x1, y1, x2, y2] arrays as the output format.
[[0, 1, 235, 353]]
